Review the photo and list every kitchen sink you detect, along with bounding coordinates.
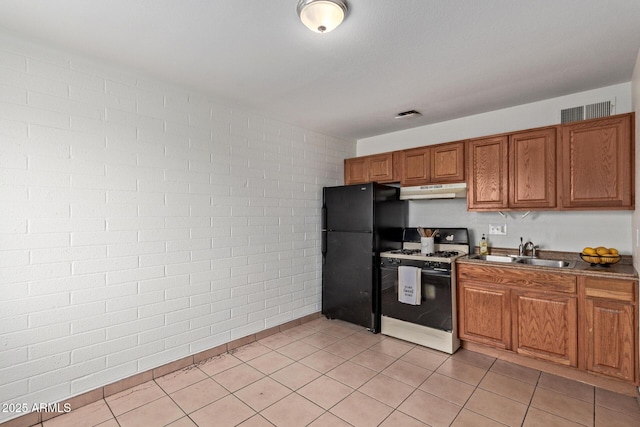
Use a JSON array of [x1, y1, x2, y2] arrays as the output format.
[[469, 254, 518, 263], [516, 258, 576, 268], [469, 254, 576, 268]]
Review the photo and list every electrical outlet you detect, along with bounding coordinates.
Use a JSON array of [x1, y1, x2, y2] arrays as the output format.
[[489, 224, 507, 235]]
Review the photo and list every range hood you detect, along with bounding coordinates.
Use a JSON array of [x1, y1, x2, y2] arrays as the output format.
[[400, 182, 467, 200]]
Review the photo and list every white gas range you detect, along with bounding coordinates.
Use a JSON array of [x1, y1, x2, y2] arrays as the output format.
[[379, 228, 469, 354]]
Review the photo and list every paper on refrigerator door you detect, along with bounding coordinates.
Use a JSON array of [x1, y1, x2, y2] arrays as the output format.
[[398, 266, 421, 305]]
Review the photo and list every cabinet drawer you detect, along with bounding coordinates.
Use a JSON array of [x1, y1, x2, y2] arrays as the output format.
[[583, 277, 637, 302], [457, 265, 576, 293]]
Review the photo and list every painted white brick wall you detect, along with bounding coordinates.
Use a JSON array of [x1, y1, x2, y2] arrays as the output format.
[[0, 34, 355, 422]]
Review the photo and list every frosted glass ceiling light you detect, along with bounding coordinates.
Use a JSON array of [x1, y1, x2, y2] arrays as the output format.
[[297, 0, 348, 33]]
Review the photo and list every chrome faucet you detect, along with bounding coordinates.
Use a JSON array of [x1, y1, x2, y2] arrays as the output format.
[[519, 237, 538, 257]]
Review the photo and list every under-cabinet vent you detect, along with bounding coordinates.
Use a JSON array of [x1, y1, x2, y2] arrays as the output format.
[[560, 100, 615, 124]]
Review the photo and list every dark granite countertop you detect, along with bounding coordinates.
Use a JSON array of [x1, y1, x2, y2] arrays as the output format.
[[459, 247, 638, 280]]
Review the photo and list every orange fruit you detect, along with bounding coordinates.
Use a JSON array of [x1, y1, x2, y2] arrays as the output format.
[[608, 248, 619, 255], [582, 247, 596, 255], [596, 247, 610, 256]]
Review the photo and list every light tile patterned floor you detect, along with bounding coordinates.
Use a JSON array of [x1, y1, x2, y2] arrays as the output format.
[[36, 318, 640, 427]]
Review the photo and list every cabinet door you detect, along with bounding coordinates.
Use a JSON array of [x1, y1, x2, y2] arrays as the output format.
[[583, 298, 635, 382], [431, 141, 465, 183], [467, 136, 509, 210], [581, 276, 637, 382], [458, 281, 511, 349], [512, 290, 577, 366], [561, 113, 634, 209], [368, 153, 394, 183], [392, 151, 403, 182], [509, 127, 558, 209], [344, 157, 369, 185], [401, 147, 430, 186]]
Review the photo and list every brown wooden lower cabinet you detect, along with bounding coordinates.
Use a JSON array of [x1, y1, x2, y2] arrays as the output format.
[[457, 263, 638, 384], [584, 298, 635, 381], [458, 282, 511, 349], [512, 290, 577, 367], [581, 276, 637, 383]]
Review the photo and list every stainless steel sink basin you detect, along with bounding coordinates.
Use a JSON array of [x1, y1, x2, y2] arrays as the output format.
[[470, 254, 518, 263], [515, 258, 576, 268], [469, 254, 576, 268]]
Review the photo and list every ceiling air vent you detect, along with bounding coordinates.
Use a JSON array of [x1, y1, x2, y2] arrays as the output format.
[[395, 110, 422, 119], [560, 100, 615, 124]]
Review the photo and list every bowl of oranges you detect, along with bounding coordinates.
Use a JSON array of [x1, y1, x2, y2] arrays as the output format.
[[580, 247, 621, 266]]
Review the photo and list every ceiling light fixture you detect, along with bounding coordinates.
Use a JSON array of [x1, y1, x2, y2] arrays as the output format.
[[297, 0, 349, 33]]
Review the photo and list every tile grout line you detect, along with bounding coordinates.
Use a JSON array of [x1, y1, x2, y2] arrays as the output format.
[[443, 353, 492, 426], [102, 398, 122, 427], [592, 384, 596, 427], [155, 377, 197, 427], [519, 365, 543, 427]]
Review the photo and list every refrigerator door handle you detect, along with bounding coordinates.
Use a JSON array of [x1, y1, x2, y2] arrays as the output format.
[[321, 230, 327, 256], [321, 205, 327, 231]]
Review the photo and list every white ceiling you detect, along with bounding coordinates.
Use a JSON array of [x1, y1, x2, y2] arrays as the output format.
[[1, 0, 640, 140]]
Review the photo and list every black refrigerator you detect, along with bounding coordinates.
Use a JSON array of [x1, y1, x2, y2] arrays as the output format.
[[321, 183, 405, 332]]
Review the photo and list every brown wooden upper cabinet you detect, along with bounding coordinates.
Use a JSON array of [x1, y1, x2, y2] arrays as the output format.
[[400, 146, 430, 186], [344, 156, 368, 185], [431, 141, 465, 184], [344, 152, 400, 185], [467, 135, 509, 210], [401, 141, 464, 186], [510, 127, 558, 209], [345, 113, 634, 211], [560, 113, 634, 210], [468, 127, 558, 211]]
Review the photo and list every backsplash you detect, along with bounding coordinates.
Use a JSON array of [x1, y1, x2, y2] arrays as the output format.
[[407, 198, 632, 254]]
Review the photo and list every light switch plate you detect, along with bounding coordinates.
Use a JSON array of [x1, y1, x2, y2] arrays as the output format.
[[489, 224, 507, 235]]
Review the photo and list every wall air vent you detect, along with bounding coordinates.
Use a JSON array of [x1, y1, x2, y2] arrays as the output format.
[[560, 106, 584, 124], [585, 101, 612, 120], [560, 100, 615, 124], [395, 110, 422, 119]]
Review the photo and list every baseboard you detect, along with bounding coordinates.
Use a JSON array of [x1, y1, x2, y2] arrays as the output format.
[[461, 340, 639, 397], [0, 312, 321, 427]]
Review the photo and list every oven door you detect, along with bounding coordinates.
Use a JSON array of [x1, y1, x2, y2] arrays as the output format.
[[380, 265, 453, 332]]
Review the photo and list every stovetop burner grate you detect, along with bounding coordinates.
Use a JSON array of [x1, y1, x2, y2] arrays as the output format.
[[388, 249, 461, 258]]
